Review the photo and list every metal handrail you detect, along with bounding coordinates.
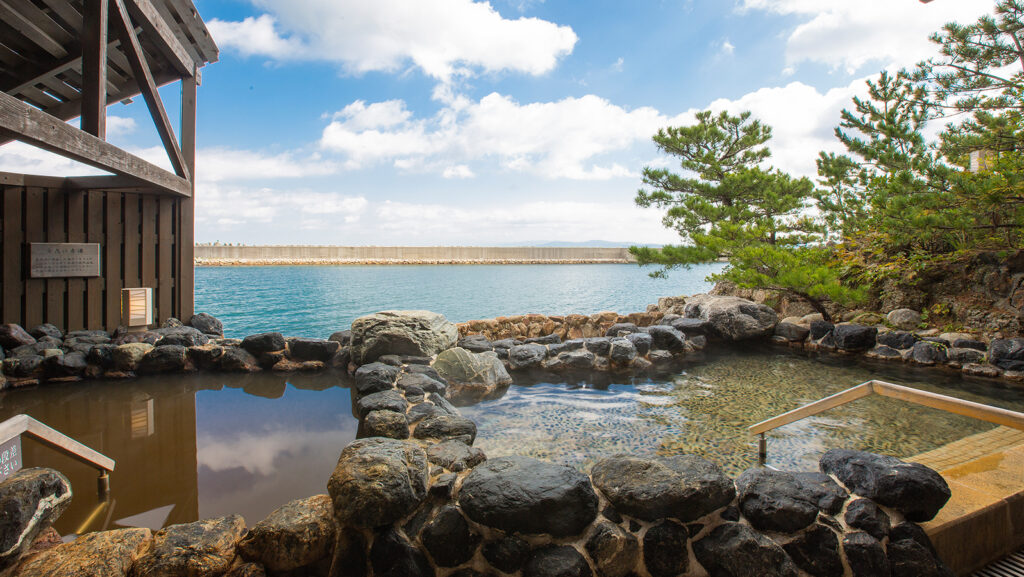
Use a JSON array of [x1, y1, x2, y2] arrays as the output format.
[[0, 414, 115, 497], [749, 380, 1024, 467]]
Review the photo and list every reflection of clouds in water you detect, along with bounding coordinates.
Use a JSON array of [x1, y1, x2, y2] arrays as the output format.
[[198, 428, 351, 476]]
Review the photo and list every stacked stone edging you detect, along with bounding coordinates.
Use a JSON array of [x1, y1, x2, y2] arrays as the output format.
[[196, 258, 633, 266]]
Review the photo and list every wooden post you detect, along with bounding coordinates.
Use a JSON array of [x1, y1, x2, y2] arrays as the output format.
[[81, 0, 108, 139], [177, 75, 196, 321]]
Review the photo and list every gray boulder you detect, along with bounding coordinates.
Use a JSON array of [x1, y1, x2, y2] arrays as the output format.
[[845, 498, 890, 540], [683, 295, 777, 341], [605, 323, 639, 337], [591, 454, 735, 522], [353, 362, 400, 395], [459, 456, 598, 537], [358, 410, 410, 440], [842, 532, 889, 577], [910, 341, 948, 366], [887, 309, 922, 330], [433, 348, 512, 405], [586, 520, 638, 577], [350, 310, 458, 365], [833, 324, 877, 351], [413, 414, 477, 444], [643, 520, 689, 577], [877, 331, 917, 350], [355, 389, 408, 418], [328, 438, 428, 528], [241, 332, 286, 355], [523, 546, 592, 577], [426, 440, 486, 472], [28, 323, 62, 340], [781, 524, 842, 577], [820, 449, 950, 522], [647, 326, 686, 353], [774, 322, 810, 342], [0, 468, 72, 572], [421, 505, 481, 567], [625, 332, 653, 356], [736, 469, 824, 533], [237, 495, 335, 573], [608, 338, 637, 365], [154, 326, 209, 347], [289, 338, 340, 362], [990, 338, 1024, 371], [458, 334, 494, 353], [138, 345, 188, 373]]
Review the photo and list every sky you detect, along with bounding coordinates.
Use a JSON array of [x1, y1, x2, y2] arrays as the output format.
[[0, 0, 998, 245]]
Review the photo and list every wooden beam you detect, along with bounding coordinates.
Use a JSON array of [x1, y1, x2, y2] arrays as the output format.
[[81, 0, 108, 139], [178, 74, 196, 321], [126, 0, 196, 76], [0, 90, 191, 197], [0, 0, 69, 59], [111, 0, 190, 181]]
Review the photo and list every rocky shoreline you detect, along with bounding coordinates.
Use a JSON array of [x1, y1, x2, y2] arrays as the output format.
[[0, 307, 960, 577], [195, 258, 633, 266]]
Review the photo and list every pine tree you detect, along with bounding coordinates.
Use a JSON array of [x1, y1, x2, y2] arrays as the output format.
[[632, 110, 862, 320]]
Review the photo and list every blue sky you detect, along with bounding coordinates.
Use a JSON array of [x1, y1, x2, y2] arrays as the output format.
[[0, 0, 995, 244]]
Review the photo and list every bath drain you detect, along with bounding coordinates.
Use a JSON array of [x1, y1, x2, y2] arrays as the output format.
[[973, 548, 1024, 577]]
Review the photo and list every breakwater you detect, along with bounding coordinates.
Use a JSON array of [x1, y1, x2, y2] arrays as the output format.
[[194, 245, 635, 265]]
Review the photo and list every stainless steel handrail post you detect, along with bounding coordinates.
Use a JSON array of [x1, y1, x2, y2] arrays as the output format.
[[758, 433, 767, 467]]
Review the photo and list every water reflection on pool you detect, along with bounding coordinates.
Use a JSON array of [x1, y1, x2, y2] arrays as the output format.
[[2, 344, 1022, 536]]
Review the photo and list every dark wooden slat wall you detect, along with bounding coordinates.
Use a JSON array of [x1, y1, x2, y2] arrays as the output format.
[[0, 184, 183, 333]]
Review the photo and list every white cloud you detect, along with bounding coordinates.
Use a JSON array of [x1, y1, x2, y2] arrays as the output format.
[[720, 39, 735, 56], [321, 92, 666, 179], [208, 0, 577, 81], [106, 115, 137, 137], [0, 142, 104, 176], [443, 165, 475, 179], [196, 183, 367, 228], [197, 148, 338, 182], [740, 0, 993, 74]]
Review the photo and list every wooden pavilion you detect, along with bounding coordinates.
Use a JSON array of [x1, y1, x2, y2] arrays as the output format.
[[0, 0, 217, 332]]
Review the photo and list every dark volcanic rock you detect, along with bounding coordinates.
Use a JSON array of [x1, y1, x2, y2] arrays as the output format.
[[329, 330, 353, 346], [774, 322, 810, 342], [421, 505, 480, 567], [414, 414, 477, 443], [3, 354, 43, 377], [459, 334, 494, 353], [605, 322, 639, 337], [0, 468, 72, 572], [188, 312, 224, 335], [832, 324, 877, 351], [509, 343, 548, 370], [241, 332, 286, 355], [585, 337, 613, 356], [842, 532, 889, 577], [990, 338, 1024, 371], [608, 338, 637, 365], [693, 522, 798, 577], [952, 338, 986, 351], [237, 494, 335, 573], [781, 524, 842, 577], [355, 389, 409, 418], [625, 332, 653, 356], [670, 317, 710, 337], [877, 331, 917, 350], [29, 323, 62, 340], [643, 520, 689, 577], [154, 326, 209, 347], [327, 438, 428, 528], [736, 469, 822, 533], [809, 320, 834, 341], [591, 454, 735, 522], [138, 345, 188, 373], [44, 351, 87, 378], [459, 456, 598, 537], [544, 349, 596, 370], [647, 326, 686, 353], [523, 546, 592, 577], [218, 347, 260, 372], [526, 334, 561, 345], [0, 323, 35, 349], [86, 344, 117, 369], [844, 499, 890, 540], [370, 527, 435, 577], [820, 449, 950, 522], [586, 521, 638, 577], [483, 536, 530, 574], [887, 526, 954, 577], [433, 347, 513, 404], [397, 372, 447, 394], [358, 410, 410, 440], [133, 515, 246, 577], [910, 341, 948, 366], [427, 440, 486, 472], [792, 472, 848, 515], [354, 362, 401, 395], [289, 338, 340, 361], [408, 402, 445, 423]]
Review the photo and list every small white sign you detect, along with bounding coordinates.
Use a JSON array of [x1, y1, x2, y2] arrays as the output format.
[[30, 243, 101, 278], [0, 437, 22, 482]]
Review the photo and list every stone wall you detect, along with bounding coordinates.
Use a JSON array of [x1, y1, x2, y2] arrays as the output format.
[[194, 246, 635, 265], [457, 311, 664, 342], [3, 309, 957, 577]]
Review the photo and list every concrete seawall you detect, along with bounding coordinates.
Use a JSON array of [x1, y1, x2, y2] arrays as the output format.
[[194, 245, 636, 265]]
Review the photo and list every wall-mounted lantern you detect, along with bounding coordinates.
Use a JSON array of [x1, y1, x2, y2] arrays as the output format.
[[121, 288, 153, 331]]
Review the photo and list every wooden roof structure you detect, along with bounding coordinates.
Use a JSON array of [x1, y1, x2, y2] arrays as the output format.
[[0, 0, 218, 196]]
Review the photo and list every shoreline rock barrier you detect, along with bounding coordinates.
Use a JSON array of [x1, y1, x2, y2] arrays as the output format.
[[0, 306, 960, 577], [195, 258, 634, 266]]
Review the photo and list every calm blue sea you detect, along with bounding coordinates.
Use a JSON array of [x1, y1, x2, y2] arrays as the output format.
[[194, 263, 725, 339]]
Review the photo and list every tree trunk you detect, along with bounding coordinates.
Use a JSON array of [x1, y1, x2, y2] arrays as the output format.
[[793, 291, 832, 323]]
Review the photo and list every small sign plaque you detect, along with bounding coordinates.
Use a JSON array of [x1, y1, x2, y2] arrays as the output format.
[[0, 436, 21, 482], [30, 243, 101, 278]]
